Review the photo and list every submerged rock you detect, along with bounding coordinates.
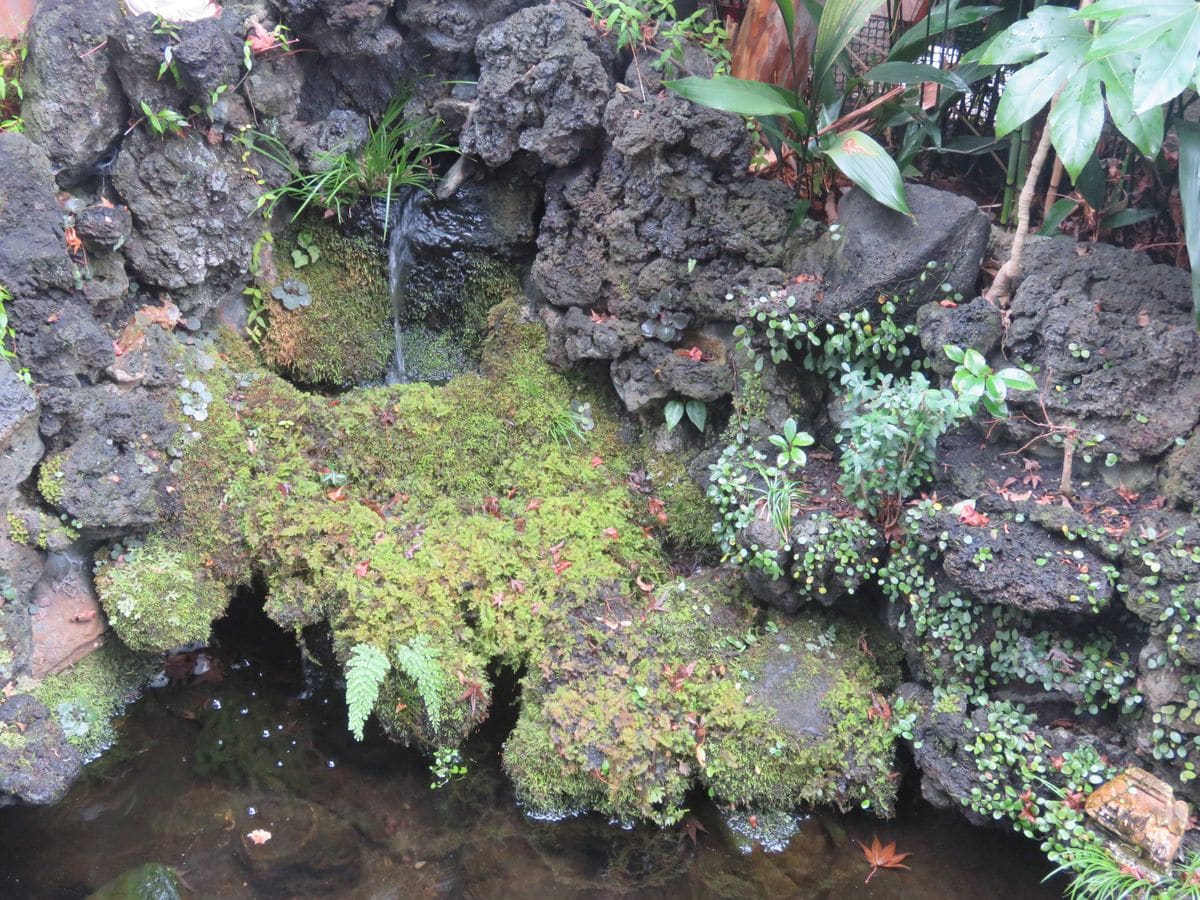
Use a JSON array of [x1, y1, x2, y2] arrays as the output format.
[[89, 862, 182, 900]]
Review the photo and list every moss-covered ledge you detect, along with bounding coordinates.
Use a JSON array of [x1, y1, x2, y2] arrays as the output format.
[[91, 299, 898, 824]]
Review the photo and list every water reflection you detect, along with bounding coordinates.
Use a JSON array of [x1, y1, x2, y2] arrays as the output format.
[[0, 633, 1060, 899]]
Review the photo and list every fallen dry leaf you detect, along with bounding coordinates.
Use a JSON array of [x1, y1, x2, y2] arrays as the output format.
[[856, 835, 911, 883], [246, 829, 272, 846]]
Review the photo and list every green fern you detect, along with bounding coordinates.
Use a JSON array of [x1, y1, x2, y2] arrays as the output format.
[[345, 643, 391, 741], [394, 635, 444, 731]]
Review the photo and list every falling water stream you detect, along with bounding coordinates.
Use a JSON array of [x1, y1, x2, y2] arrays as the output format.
[[384, 192, 423, 386]]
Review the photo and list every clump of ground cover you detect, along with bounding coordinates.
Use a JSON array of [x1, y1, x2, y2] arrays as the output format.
[[260, 220, 394, 386], [95, 298, 897, 823], [95, 537, 228, 652]]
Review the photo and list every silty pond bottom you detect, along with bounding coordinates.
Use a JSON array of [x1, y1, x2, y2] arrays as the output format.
[[0, 597, 1060, 899]]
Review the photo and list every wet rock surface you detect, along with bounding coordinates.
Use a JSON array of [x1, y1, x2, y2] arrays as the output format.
[[20, 0, 126, 186], [0, 693, 82, 806]]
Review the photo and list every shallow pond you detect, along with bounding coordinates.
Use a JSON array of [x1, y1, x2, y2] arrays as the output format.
[[0, 604, 1060, 899]]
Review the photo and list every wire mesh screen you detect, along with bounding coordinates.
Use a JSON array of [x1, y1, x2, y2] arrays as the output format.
[[843, 13, 1007, 140]]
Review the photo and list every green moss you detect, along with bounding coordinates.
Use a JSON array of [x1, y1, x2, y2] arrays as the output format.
[[261, 220, 394, 387], [120, 299, 896, 824], [36, 459, 66, 507], [504, 573, 897, 824], [94, 537, 229, 652], [399, 254, 521, 382], [646, 453, 718, 552], [32, 641, 156, 761], [5, 511, 28, 545]]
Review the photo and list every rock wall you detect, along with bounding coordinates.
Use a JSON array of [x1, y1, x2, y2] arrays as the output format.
[[1, 4, 1195, 863]]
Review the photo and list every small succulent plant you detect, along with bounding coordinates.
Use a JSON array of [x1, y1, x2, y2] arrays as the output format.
[[272, 278, 312, 311], [640, 293, 692, 343]]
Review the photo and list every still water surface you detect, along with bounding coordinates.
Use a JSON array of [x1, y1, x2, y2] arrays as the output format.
[[0, 609, 1059, 899]]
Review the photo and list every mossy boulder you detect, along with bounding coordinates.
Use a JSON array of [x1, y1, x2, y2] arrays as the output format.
[[505, 570, 899, 823], [111, 299, 898, 823], [95, 538, 229, 653], [31, 640, 155, 761], [261, 221, 394, 387]]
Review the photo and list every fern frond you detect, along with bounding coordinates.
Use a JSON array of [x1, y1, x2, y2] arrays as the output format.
[[394, 635, 445, 731], [345, 643, 391, 741]]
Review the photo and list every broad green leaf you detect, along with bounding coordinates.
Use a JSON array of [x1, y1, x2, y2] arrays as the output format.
[[1073, 153, 1107, 210], [864, 62, 971, 93], [1101, 207, 1158, 229], [994, 40, 1089, 136], [812, 0, 880, 99], [1078, 0, 1193, 21], [1049, 63, 1104, 180], [1037, 198, 1080, 236], [963, 347, 988, 377], [1177, 121, 1200, 326], [665, 76, 805, 120], [685, 400, 707, 432], [979, 6, 1086, 65], [997, 368, 1037, 391], [890, 4, 1001, 59], [664, 400, 685, 431], [1131, 8, 1200, 113], [943, 344, 966, 364], [821, 130, 911, 217], [1097, 56, 1164, 158]]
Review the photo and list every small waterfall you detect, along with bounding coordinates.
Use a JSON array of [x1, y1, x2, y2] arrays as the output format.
[[384, 191, 423, 385]]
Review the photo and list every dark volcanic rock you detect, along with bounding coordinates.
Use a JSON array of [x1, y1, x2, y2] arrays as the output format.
[[21, 0, 127, 186], [0, 134, 73, 297], [924, 507, 1113, 616], [0, 693, 82, 806], [532, 61, 815, 410], [1003, 239, 1200, 467], [110, 13, 188, 115], [400, 0, 532, 56], [820, 184, 990, 317], [916, 296, 1002, 379], [0, 360, 43, 505], [75, 202, 133, 254], [462, 4, 616, 168], [113, 130, 263, 318]]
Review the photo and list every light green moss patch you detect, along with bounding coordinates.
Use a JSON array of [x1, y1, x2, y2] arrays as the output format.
[[32, 641, 156, 761], [94, 537, 228, 652]]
